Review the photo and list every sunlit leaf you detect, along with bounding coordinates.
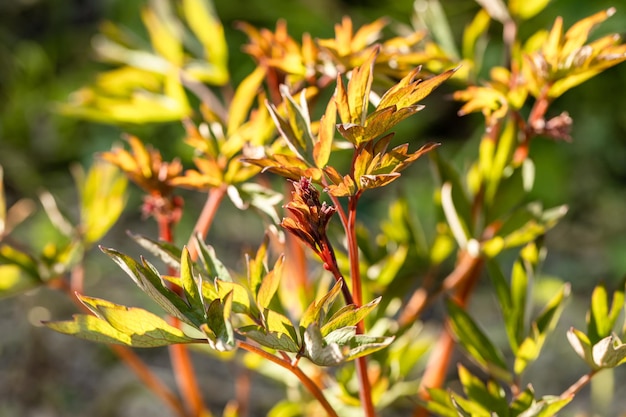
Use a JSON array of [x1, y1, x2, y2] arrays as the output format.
[[76, 161, 128, 244], [321, 296, 381, 336], [180, 246, 204, 315], [299, 279, 343, 333], [101, 247, 202, 326], [182, 0, 229, 85], [509, 0, 550, 20], [227, 66, 266, 135], [46, 298, 197, 347], [256, 255, 284, 309], [588, 282, 624, 344]]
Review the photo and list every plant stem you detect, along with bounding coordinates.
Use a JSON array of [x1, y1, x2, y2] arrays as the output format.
[[561, 370, 598, 399], [237, 341, 339, 417], [414, 251, 484, 417], [187, 184, 228, 261], [111, 344, 189, 417], [156, 208, 209, 417], [345, 193, 377, 417]]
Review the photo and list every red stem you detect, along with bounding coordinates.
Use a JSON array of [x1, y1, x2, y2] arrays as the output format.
[[237, 341, 339, 417], [344, 192, 376, 417]]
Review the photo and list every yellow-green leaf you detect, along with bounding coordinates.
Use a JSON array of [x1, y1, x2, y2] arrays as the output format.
[[77, 161, 128, 244], [227, 66, 266, 135], [256, 255, 284, 309]]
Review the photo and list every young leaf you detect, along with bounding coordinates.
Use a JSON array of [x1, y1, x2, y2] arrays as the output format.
[[101, 247, 202, 326], [194, 235, 232, 282], [256, 255, 284, 309], [202, 292, 235, 351], [314, 97, 336, 169], [590, 334, 626, 369], [263, 309, 300, 348], [457, 364, 508, 417], [514, 283, 570, 375], [321, 296, 381, 336], [128, 232, 183, 270], [588, 282, 624, 344], [180, 246, 204, 315], [239, 325, 300, 352], [247, 236, 269, 295], [215, 279, 255, 316], [299, 279, 343, 333]]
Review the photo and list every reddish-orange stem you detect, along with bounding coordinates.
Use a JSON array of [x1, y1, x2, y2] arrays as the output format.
[[187, 184, 228, 260], [414, 252, 484, 417], [344, 193, 376, 417], [237, 341, 339, 417]]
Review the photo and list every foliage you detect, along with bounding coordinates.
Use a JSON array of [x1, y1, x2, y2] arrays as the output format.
[[2, 0, 626, 416]]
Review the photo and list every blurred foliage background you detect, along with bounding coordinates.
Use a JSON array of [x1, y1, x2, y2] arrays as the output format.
[[1, 0, 626, 416]]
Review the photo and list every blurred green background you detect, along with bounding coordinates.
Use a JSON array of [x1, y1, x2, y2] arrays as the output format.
[[1, 0, 626, 416]]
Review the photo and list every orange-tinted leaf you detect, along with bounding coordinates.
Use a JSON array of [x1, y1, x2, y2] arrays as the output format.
[[347, 47, 378, 125], [314, 97, 337, 169]]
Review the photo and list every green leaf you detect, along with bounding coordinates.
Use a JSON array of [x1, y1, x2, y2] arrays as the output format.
[[567, 327, 596, 368], [431, 150, 473, 244], [514, 284, 570, 375], [46, 298, 197, 347], [76, 161, 128, 244], [182, 0, 229, 84], [0, 244, 41, 282], [462, 9, 491, 64], [247, 237, 269, 295], [256, 255, 284, 309], [0, 264, 41, 298], [517, 395, 572, 417], [79, 295, 197, 346], [46, 314, 133, 346], [215, 279, 255, 316], [299, 279, 343, 333], [194, 235, 232, 282], [243, 308, 301, 352], [446, 299, 510, 381], [348, 47, 377, 126], [141, 3, 183, 66], [302, 324, 393, 366], [588, 282, 624, 344], [227, 66, 265, 135], [509, 0, 551, 20], [239, 325, 300, 352], [180, 246, 204, 314], [202, 292, 235, 351], [457, 364, 508, 417], [321, 296, 381, 336], [101, 247, 202, 326], [129, 232, 183, 270], [591, 334, 626, 368]]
